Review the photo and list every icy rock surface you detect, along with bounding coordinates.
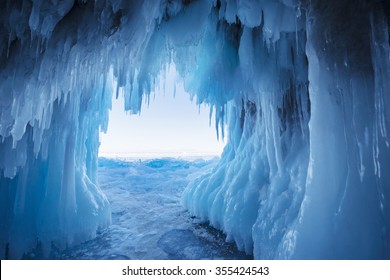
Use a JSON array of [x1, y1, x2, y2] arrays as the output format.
[[0, 0, 390, 259]]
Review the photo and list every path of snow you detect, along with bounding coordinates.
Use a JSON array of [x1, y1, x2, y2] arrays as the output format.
[[56, 157, 251, 260]]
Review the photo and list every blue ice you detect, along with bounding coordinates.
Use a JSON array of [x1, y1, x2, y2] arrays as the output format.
[[0, 0, 389, 259]]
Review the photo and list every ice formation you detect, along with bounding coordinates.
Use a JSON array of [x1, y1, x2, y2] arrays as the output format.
[[0, 0, 389, 259]]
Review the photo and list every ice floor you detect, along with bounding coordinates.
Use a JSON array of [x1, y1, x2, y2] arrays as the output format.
[[54, 157, 251, 260]]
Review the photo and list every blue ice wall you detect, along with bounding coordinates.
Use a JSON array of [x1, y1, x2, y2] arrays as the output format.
[[0, 0, 389, 259]]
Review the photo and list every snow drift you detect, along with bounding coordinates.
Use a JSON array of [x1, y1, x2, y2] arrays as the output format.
[[0, 0, 389, 259]]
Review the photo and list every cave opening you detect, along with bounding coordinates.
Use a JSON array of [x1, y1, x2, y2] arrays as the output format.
[[66, 63, 243, 260], [98, 64, 226, 159]]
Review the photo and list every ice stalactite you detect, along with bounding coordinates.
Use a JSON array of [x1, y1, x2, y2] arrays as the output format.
[[0, 0, 162, 258], [184, 0, 390, 259]]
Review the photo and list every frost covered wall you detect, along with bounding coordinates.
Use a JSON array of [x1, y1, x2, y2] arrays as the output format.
[[0, 0, 163, 258], [292, 1, 390, 259], [185, 0, 390, 259], [0, 0, 390, 259]]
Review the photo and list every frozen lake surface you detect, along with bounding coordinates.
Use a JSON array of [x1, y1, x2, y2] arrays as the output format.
[[56, 157, 252, 260]]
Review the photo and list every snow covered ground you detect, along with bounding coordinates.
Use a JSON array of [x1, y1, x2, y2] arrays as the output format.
[[55, 157, 251, 260]]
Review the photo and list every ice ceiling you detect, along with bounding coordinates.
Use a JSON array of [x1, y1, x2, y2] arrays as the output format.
[[0, 0, 389, 259]]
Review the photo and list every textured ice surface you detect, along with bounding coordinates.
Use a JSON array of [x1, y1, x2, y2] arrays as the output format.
[[0, 0, 389, 259], [53, 157, 250, 260]]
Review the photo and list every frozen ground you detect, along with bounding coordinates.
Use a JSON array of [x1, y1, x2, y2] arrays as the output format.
[[55, 157, 251, 260]]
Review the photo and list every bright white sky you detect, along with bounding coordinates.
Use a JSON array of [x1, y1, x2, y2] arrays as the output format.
[[99, 65, 226, 158]]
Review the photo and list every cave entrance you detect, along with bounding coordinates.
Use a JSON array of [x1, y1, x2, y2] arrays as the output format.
[[98, 64, 225, 159], [72, 64, 250, 260]]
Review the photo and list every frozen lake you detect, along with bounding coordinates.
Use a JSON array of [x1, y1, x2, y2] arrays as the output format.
[[55, 157, 251, 260]]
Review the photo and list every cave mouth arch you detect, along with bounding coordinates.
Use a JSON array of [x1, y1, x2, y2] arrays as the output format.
[[87, 63, 234, 260]]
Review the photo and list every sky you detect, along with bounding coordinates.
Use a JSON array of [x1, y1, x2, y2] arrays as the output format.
[[99, 65, 226, 158]]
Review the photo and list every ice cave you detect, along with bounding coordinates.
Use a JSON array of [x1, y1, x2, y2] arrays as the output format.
[[0, 0, 389, 259]]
